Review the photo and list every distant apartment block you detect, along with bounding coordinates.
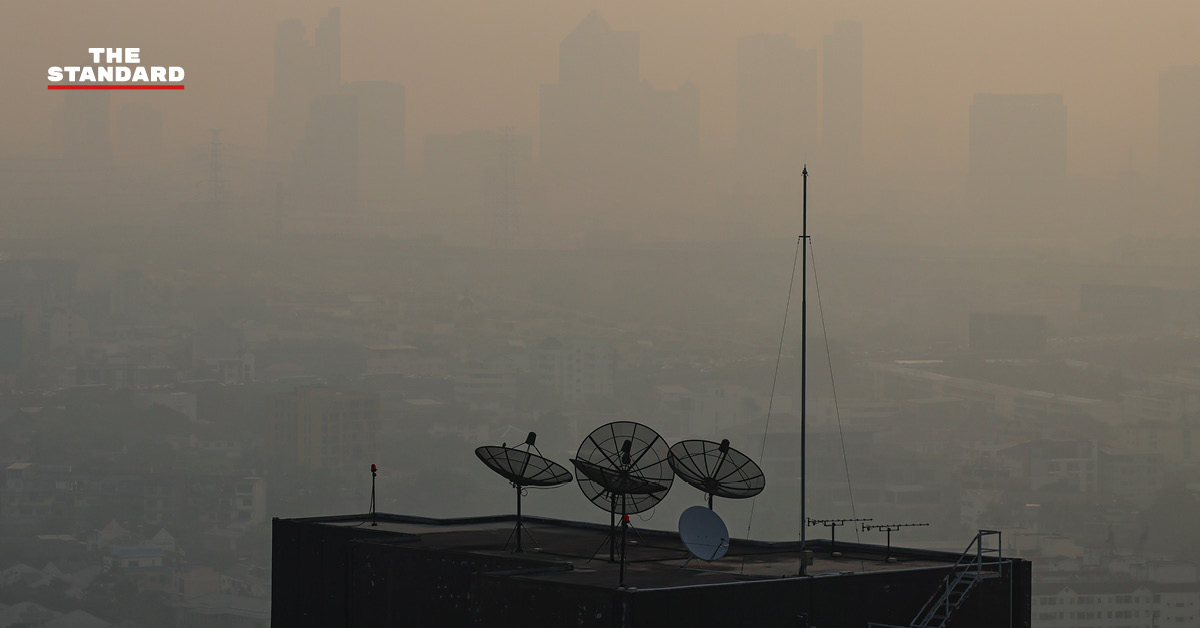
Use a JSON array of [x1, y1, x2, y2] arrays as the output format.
[[423, 128, 534, 231], [270, 386, 380, 474], [534, 337, 614, 407]]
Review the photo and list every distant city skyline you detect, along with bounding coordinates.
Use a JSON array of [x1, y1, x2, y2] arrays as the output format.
[[6, 1, 1199, 181]]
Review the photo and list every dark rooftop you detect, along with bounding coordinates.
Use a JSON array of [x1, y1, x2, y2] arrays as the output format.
[[296, 512, 965, 590]]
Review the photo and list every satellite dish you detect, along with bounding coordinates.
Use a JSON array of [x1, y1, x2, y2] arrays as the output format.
[[570, 421, 674, 586], [570, 421, 673, 516], [668, 439, 765, 509], [475, 432, 572, 552], [679, 505, 730, 562]]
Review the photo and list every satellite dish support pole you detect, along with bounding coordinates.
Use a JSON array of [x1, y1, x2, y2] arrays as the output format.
[[619, 496, 629, 587], [515, 484, 524, 552], [610, 494, 617, 562]]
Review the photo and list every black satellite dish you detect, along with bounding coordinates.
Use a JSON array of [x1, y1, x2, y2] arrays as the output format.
[[570, 421, 673, 586], [475, 432, 572, 552], [668, 439, 765, 510]]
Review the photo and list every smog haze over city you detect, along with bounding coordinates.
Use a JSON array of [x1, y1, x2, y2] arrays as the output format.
[[2, 1, 1200, 626]]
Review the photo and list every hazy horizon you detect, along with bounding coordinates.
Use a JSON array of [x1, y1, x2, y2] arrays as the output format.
[[4, 0, 1198, 183]]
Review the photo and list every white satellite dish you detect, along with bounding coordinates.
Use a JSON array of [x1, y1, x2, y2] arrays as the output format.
[[679, 505, 730, 562]]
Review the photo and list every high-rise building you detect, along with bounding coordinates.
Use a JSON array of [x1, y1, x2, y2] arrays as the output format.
[[539, 12, 699, 209], [968, 94, 1068, 214], [268, 9, 342, 161], [422, 128, 534, 244], [312, 8, 341, 95], [533, 337, 614, 407], [1158, 65, 1200, 208], [821, 21, 863, 180], [424, 130, 532, 207], [270, 386, 380, 475], [293, 93, 359, 213], [1159, 66, 1200, 171], [737, 33, 818, 194], [341, 81, 405, 212], [60, 91, 111, 164]]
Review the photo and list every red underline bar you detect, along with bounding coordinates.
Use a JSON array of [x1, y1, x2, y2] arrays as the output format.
[[47, 85, 184, 90]]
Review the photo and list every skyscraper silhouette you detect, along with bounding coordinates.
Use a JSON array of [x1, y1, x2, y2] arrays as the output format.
[[342, 81, 405, 212], [294, 93, 358, 214], [1158, 65, 1200, 210], [539, 12, 699, 229], [268, 9, 342, 161]]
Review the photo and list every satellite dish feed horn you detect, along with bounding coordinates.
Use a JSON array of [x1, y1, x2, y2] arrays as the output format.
[[475, 431, 573, 552], [679, 505, 730, 567]]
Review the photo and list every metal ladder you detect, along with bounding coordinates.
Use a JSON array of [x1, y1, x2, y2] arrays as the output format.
[[869, 530, 1004, 628]]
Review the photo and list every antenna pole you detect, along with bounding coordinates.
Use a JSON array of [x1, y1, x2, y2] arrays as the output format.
[[369, 464, 377, 526], [800, 165, 809, 576]]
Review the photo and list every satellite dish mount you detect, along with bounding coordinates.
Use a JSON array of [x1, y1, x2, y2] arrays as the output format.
[[571, 421, 674, 587], [475, 432, 573, 552]]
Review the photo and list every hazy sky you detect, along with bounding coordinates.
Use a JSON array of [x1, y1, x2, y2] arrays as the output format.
[[6, 0, 1199, 179]]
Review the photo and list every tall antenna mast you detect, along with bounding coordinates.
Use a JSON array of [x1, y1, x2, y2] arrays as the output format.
[[800, 165, 809, 575]]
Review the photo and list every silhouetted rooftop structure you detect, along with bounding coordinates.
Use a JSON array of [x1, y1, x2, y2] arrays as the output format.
[[273, 512, 1031, 627]]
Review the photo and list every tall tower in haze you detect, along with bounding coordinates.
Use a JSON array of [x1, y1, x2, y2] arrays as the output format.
[[736, 33, 817, 196], [313, 9, 342, 94], [341, 81, 405, 211], [539, 11, 641, 178], [1158, 65, 1200, 210], [268, 8, 342, 161], [821, 21, 863, 181], [539, 12, 699, 230], [294, 93, 359, 213]]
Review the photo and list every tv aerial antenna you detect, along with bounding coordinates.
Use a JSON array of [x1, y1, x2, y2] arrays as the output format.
[[475, 431, 573, 552], [806, 517, 871, 554], [861, 522, 929, 561], [668, 438, 765, 510], [679, 505, 730, 567], [570, 421, 674, 587]]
